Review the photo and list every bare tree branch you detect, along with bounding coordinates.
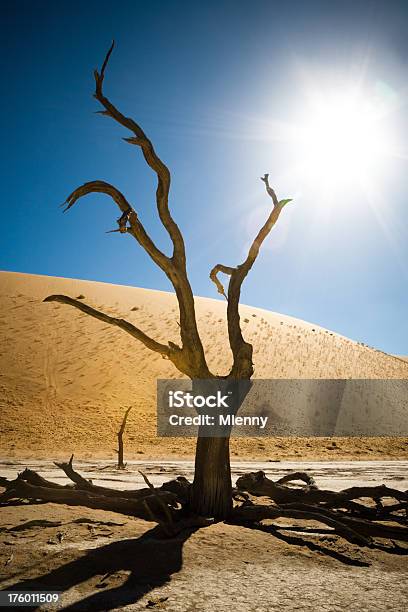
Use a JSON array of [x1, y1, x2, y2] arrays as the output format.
[[236, 470, 408, 505], [260, 172, 279, 205], [116, 407, 132, 469], [2, 463, 406, 547], [209, 264, 234, 299], [0, 477, 176, 521], [46, 44, 211, 378], [276, 472, 318, 489], [62, 180, 171, 273], [230, 503, 372, 547], [243, 175, 292, 270], [93, 41, 185, 266], [44, 294, 172, 357], [210, 175, 292, 378], [43, 294, 207, 377], [118, 407, 132, 436], [92, 43, 210, 376]]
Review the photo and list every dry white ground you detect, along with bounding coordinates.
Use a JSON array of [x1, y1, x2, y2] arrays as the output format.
[[0, 460, 407, 611]]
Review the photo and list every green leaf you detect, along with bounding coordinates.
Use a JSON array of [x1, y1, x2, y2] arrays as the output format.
[[278, 198, 293, 207]]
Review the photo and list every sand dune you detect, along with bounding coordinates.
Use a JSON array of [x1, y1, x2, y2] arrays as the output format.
[[0, 271, 407, 460]]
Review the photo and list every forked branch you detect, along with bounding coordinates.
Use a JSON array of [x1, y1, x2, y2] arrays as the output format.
[[62, 180, 171, 273], [94, 40, 185, 266], [93, 43, 207, 372], [45, 43, 210, 378], [210, 174, 293, 378]]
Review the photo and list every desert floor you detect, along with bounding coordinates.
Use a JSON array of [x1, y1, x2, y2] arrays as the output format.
[[1, 272, 407, 609], [0, 460, 407, 611]]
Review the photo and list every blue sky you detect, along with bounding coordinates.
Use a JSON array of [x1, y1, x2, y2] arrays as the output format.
[[2, 0, 407, 354]]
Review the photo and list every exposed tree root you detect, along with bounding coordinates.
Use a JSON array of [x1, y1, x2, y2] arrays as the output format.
[[231, 470, 407, 549], [0, 477, 177, 522], [229, 504, 372, 546], [0, 460, 407, 549], [230, 502, 408, 544], [236, 470, 407, 506]]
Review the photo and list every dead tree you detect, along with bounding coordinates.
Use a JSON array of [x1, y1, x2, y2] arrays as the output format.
[[116, 407, 132, 469], [2, 44, 407, 552], [42, 41, 292, 519]]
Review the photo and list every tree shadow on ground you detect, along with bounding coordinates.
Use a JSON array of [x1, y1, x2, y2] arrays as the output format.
[[7, 525, 196, 611], [255, 524, 371, 566], [236, 521, 408, 566], [7, 519, 408, 609]]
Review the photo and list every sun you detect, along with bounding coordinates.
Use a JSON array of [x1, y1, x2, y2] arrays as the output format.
[[294, 88, 391, 191]]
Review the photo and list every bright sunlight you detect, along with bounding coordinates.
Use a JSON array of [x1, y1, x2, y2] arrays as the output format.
[[293, 88, 393, 191]]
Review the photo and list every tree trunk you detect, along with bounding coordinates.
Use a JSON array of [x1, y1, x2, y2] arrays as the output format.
[[117, 433, 125, 469], [190, 431, 232, 519], [190, 378, 252, 519], [116, 407, 132, 469], [44, 43, 294, 525]]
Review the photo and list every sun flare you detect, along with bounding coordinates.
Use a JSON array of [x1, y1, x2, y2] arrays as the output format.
[[294, 89, 392, 190]]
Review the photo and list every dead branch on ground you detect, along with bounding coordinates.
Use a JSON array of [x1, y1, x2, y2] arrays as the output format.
[[1, 461, 406, 549]]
